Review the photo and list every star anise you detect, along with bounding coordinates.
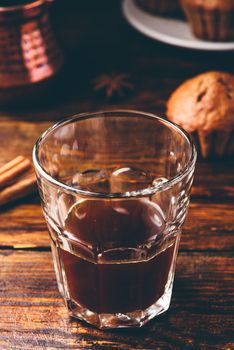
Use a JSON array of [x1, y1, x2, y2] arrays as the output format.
[[93, 73, 134, 99]]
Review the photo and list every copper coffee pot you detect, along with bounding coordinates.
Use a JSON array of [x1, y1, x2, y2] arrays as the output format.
[[0, 0, 64, 104]]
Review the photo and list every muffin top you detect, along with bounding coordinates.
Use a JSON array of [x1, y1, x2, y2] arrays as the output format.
[[180, 0, 234, 10], [167, 71, 234, 132]]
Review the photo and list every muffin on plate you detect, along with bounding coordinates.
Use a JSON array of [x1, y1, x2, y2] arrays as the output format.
[[135, 0, 179, 16], [180, 0, 234, 41], [167, 71, 234, 158]]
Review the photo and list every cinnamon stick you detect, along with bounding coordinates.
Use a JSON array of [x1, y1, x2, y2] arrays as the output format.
[[0, 156, 31, 189], [0, 156, 25, 175], [0, 173, 37, 206]]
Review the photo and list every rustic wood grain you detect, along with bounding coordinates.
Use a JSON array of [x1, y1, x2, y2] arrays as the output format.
[[0, 250, 233, 350], [0, 122, 51, 161]]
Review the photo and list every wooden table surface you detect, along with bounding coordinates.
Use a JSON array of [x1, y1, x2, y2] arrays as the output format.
[[0, 1, 234, 349]]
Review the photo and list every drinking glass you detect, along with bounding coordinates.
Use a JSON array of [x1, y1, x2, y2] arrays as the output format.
[[33, 110, 197, 329]]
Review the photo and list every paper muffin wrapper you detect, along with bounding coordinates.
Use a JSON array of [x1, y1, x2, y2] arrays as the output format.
[[135, 0, 179, 15], [181, 3, 234, 41], [192, 130, 234, 159]]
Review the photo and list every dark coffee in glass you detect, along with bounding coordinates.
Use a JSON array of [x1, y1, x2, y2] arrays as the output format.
[[34, 110, 196, 328], [59, 199, 176, 314]]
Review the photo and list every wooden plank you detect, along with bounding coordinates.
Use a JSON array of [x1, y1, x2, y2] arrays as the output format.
[[0, 250, 233, 350], [0, 201, 233, 252], [192, 162, 234, 201], [0, 122, 51, 161], [182, 203, 234, 252], [0, 202, 49, 248]]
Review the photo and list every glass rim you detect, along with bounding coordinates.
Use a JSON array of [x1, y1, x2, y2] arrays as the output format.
[[32, 109, 197, 198]]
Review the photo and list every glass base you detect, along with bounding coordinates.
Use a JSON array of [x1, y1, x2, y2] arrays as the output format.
[[65, 285, 172, 329]]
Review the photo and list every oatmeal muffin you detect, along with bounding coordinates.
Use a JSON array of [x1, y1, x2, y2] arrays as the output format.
[[167, 71, 234, 158], [135, 0, 179, 15], [180, 0, 234, 41]]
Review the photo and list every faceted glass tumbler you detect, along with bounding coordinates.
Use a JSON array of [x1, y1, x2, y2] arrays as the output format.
[[33, 110, 197, 329]]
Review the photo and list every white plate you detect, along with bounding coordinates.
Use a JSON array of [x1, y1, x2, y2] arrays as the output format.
[[122, 0, 234, 51]]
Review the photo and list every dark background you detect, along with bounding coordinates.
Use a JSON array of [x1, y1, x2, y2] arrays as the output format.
[[3, 0, 234, 121]]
